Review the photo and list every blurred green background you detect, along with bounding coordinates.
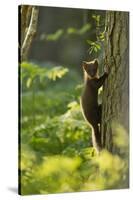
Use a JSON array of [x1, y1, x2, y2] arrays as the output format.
[[20, 6, 128, 195]]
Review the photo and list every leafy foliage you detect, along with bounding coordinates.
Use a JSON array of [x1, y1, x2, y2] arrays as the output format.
[[87, 40, 101, 54], [67, 24, 91, 35], [21, 62, 68, 88], [87, 14, 106, 55], [40, 23, 91, 42]]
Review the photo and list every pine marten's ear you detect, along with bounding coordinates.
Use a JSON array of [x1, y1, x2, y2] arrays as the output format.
[[82, 61, 87, 69]]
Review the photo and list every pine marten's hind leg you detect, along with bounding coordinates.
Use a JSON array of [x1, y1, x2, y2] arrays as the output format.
[[90, 105, 102, 152], [91, 122, 102, 152]]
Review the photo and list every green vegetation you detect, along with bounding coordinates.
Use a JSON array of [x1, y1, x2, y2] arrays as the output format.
[[40, 23, 91, 42], [20, 62, 129, 195]]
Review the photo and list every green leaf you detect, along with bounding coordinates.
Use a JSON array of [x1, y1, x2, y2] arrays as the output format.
[[94, 47, 98, 52], [78, 24, 91, 35], [95, 43, 101, 50], [26, 77, 32, 88], [86, 40, 95, 46], [92, 14, 100, 24], [67, 24, 91, 35], [67, 27, 77, 34], [46, 66, 69, 81], [46, 29, 64, 41]]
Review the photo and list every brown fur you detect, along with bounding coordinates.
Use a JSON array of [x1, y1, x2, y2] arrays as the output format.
[[80, 59, 108, 153]]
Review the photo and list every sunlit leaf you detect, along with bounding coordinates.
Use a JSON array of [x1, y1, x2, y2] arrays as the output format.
[[67, 27, 77, 34], [46, 29, 64, 41], [78, 24, 91, 35], [92, 14, 100, 25], [46, 66, 68, 81], [26, 77, 32, 88], [21, 62, 69, 88], [67, 101, 78, 109], [67, 24, 91, 35]]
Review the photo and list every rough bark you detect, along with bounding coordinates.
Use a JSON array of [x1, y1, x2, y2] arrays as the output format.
[[20, 5, 39, 61], [101, 11, 129, 153]]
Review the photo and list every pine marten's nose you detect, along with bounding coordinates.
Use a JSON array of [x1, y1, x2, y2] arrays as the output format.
[[89, 71, 96, 77]]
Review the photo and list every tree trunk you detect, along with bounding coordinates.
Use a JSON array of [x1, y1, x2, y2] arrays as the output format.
[[19, 5, 39, 62], [101, 11, 129, 153]]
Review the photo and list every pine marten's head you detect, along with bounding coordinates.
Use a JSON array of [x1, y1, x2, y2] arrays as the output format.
[[82, 59, 98, 78]]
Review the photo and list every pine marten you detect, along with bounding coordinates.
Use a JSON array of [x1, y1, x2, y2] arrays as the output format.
[[80, 59, 108, 153]]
